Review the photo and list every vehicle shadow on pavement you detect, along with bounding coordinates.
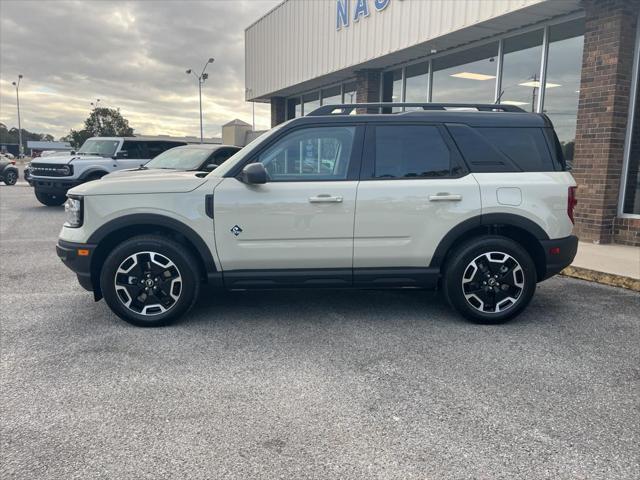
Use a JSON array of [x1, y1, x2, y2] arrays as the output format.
[[185, 288, 470, 328]]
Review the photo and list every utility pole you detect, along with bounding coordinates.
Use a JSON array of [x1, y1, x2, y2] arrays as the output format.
[[11, 75, 23, 158], [186, 58, 214, 143]]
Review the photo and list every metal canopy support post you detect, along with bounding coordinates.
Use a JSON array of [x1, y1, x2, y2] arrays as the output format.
[[494, 39, 504, 103], [537, 25, 550, 113]]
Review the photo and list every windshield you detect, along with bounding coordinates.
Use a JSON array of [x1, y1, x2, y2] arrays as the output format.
[[78, 139, 120, 157], [211, 121, 290, 177], [145, 147, 212, 170]]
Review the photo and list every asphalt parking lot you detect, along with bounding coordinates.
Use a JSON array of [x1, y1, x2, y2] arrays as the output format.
[[1, 183, 639, 479]]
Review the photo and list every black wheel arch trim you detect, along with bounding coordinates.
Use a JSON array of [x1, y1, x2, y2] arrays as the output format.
[[78, 168, 109, 181], [429, 213, 550, 268], [87, 214, 217, 275]]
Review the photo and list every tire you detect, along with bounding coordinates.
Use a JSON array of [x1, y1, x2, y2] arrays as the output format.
[[3, 170, 18, 185], [100, 235, 201, 327], [443, 235, 537, 324], [35, 190, 66, 206]]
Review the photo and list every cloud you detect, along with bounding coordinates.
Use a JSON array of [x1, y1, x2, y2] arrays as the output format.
[[0, 0, 281, 139]]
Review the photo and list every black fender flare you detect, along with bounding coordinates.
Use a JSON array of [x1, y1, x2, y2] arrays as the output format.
[[87, 213, 217, 275], [1, 164, 19, 176], [429, 213, 549, 268], [78, 168, 109, 181]]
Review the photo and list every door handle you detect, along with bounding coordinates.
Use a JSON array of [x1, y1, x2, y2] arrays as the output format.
[[428, 193, 463, 201], [309, 194, 343, 203]]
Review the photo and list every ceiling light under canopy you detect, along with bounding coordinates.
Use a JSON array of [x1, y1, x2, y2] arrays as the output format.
[[450, 72, 496, 81]]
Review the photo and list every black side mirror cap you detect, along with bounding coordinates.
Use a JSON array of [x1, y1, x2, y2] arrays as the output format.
[[241, 163, 268, 184]]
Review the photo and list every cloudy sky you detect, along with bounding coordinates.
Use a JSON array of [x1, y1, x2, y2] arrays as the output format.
[[0, 0, 281, 139]]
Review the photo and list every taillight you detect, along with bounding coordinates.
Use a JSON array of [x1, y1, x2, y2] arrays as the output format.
[[568, 186, 577, 224]]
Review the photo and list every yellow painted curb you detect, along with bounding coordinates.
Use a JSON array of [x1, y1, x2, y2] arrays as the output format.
[[561, 266, 640, 292]]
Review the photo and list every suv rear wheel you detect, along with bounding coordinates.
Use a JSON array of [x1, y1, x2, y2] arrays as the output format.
[[35, 191, 66, 206], [100, 235, 200, 327], [443, 236, 537, 324]]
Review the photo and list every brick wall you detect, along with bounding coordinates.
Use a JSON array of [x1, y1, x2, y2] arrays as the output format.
[[614, 217, 640, 246], [270, 97, 286, 127], [355, 69, 381, 113], [572, 0, 639, 243]]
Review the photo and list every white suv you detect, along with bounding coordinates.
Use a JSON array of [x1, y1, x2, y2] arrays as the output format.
[[29, 137, 186, 206], [56, 103, 578, 327]]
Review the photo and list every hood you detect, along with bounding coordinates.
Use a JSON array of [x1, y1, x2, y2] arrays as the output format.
[[104, 168, 183, 178], [32, 153, 105, 165], [68, 170, 211, 196]]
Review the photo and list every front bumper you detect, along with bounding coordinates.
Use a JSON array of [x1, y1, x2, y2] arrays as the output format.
[[540, 235, 579, 280], [33, 178, 80, 195], [56, 240, 96, 292]]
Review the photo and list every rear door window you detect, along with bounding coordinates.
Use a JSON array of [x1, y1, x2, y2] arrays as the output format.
[[121, 141, 148, 160], [371, 125, 453, 179]]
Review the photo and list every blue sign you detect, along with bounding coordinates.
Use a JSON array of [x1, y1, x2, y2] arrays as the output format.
[[337, 0, 393, 30]]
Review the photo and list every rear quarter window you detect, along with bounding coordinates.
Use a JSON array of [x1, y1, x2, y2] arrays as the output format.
[[447, 124, 560, 172], [477, 127, 558, 172]]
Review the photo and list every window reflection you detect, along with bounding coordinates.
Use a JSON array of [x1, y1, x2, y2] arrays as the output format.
[[302, 92, 320, 116], [343, 81, 357, 104], [287, 97, 301, 119], [500, 30, 544, 112], [432, 43, 498, 103], [382, 69, 403, 111], [405, 62, 429, 103], [544, 19, 585, 162], [321, 85, 341, 106]]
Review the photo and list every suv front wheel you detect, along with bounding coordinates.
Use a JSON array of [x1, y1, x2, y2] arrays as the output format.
[[443, 236, 537, 324], [100, 235, 200, 327]]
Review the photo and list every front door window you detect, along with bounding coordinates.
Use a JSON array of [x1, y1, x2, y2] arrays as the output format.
[[257, 126, 356, 181]]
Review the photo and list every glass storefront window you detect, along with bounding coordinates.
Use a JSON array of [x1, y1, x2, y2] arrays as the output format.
[[287, 97, 301, 119], [543, 19, 585, 162], [404, 62, 429, 103], [382, 69, 402, 112], [302, 92, 320, 115], [500, 30, 543, 112], [622, 47, 640, 214], [343, 81, 357, 104], [321, 85, 342, 106], [432, 42, 498, 103]]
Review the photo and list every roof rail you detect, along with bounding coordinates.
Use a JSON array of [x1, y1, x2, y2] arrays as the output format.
[[307, 103, 526, 116]]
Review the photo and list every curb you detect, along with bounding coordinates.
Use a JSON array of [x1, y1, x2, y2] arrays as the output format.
[[561, 266, 640, 292]]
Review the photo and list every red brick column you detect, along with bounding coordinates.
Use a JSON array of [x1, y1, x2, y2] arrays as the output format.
[[270, 97, 287, 127], [355, 69, 381, 113], [572, 0, 639, 243]]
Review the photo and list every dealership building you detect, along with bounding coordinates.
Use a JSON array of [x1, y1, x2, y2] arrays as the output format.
[[245, 0, 640, 246]]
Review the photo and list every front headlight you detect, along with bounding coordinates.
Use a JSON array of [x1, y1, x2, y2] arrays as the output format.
[[64, 196, 83, 228], [60, 165, 72, 176]]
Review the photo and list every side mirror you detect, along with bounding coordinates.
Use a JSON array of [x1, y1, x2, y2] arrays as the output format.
[[114, 150, 128, 160], [205, 164, 218, 172], [241, 162, 268, 184]]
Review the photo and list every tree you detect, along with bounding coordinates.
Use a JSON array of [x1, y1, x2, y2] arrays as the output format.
[[0, 122, 57, 152], [65, 107, 134, 148]]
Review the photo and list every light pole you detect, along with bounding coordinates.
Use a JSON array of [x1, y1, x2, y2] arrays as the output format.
[[11, 75, 23, 158], [246, 88, 255, 130], [186, 57, 214, 143]]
